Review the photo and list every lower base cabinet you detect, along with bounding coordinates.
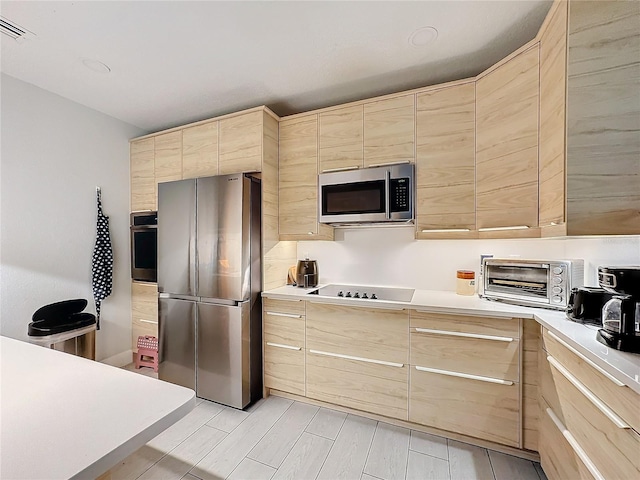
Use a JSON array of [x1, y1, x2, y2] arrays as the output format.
[[306, 350, 408, 419], [409, 367, 520, 447], [264, 343, 305, 396]]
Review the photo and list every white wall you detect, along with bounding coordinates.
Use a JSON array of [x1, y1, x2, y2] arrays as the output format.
[[0, 74, 145, 361], [298, 227, 640, 291]]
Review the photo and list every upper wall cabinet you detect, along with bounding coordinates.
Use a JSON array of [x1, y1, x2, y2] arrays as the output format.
[[154, 131, 183, 188], [219, 110, 263, 175], [415, 82, 476, 238], [476, 45, 540, 235], [131, 138, 156, 212], [182, 121, 219, 179], [279, 115, 333, 240], [364, 94, 415, 167], [319, 105, 364, 173]]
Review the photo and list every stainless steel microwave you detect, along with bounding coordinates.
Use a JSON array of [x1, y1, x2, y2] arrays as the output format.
[[480, 258, 584, 310], [318, 163, 414, 225]]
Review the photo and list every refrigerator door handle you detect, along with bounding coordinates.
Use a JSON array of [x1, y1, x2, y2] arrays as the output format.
[[199, 297, 240, 307], [159, 293, 200, 302]]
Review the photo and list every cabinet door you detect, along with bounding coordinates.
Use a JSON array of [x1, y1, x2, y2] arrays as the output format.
[[539, 0, 568, 228], [182, 121, 218, 179], [264, 307, 305, 396], [364, 94, 415, 167], [155, 131, 183, 188], [476, 46, 540, 230], [131, 281, 158, 353], [279, 116, 333, 239], [416, 83, 476, 236], [319, 104, 363, 172], [219, 110, 262, 175], [130, 138, 156, 211]]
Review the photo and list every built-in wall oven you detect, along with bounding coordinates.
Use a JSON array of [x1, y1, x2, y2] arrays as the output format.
[[130, 212, 157, 282]]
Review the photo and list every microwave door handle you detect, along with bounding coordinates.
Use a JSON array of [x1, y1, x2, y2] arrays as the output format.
[[385, 170, 391, 219]]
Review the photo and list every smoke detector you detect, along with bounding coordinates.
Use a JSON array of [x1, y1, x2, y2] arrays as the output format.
[[0, 16, 36, 43]]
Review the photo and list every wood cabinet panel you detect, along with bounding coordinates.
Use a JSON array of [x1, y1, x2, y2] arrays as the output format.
[[409, 367, 520, 447], [410, 310, 520, 339], [265, 344, 305, 396], [410, 330, 519, 382], [539, 0, 568, 227], [364, 94, 415, 166], [476, 46, 540, 229], [523, 384, 538, 452], [263, 297, 306, 316], [264, 312, 305, 348], [306, 302, 409, 364], [130, 138, 156, 211], [306, 350, 408, 419], [279, 116, 333, 240], [219, 110, 263, 174], [416, 83, 476, 232], [319, 104, 364, 172], [154, 131, 183, 187], [131, 282, 158, 352], [182, 121, 218, 179]]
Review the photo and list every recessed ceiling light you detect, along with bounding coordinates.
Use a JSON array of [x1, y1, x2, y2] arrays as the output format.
[[81, 58, 111, 74], [408, 26, 438, 47]]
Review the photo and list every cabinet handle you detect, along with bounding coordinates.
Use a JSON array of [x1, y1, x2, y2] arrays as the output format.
[[266, 342, 301, 351], [545, 407, 605, 480], [305, 300, 405, 311], [139, 319, 158, 325], [478, 225, 529, 232], [265, 311, 303, 319], [420, 228, 471, 233], [309, 349, 404, 368], [414, 327, 513, 343], [414, 365, 514, 385], [546, 355, 630, 429], [367, 161, 411, 168], [546, 330, 625, 386], [322, 166, 361, 173]]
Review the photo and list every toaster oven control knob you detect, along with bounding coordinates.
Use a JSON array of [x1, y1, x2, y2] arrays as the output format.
[[552, 295, 563, 303], [552, 276, 563, 285], [345, 292, 352, 298], [337, 291, 344, 297], [371, 294, 378, 300], [353, 292, 360, 298], [552, 286, 563, 294], [552, 266, 564, 275]]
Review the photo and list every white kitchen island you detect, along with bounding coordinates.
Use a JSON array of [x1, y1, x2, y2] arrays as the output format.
[[0, 336, 195, 479]]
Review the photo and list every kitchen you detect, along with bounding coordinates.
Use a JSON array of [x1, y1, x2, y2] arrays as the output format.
[[2, 0, 639, 479]]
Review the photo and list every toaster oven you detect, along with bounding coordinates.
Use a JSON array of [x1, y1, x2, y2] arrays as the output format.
[[480, 259, 584, 310]]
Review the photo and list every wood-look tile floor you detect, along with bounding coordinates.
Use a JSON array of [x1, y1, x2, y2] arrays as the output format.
[[115, 366, 547, 480]]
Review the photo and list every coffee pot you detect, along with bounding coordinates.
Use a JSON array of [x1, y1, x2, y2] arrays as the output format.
[[597, 266, 640, 353]]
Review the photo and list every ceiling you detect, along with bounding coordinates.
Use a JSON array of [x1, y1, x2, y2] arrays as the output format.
[[1, 1, 552, 133]]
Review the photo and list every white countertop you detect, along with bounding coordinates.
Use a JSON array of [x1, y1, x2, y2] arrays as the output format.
[[0, 336, 196, 480], [262, 285, 640, 394]]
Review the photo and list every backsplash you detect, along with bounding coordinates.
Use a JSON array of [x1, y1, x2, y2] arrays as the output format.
[[298, 227, 640, 292]]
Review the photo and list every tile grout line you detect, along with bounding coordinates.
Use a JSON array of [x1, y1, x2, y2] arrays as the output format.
[[446, 438, 452, 480], [360, 420, 379, 479], [245, 399, 297, 462], [313, 412, 351, 480], [404, 433, 411, 480], [487, 449, 498, 480]]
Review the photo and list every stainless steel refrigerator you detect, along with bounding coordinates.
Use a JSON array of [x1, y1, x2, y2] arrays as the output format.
[[157, 174, 262, 409]]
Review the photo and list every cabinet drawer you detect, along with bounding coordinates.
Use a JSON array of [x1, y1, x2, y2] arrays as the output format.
[[409, 366, 519, 447], [263, 297, 306, 316], [265, 344, 305, 396], [410, 328, 519, 381], [306, 302, 408, 364], [410, 310, 520, 339], [542, 328, 640, 432], [264, 311, 304, 348], [132, 282, 158, 321], [540, 400, 598, 480], [542, 353, 640, 479], [306, 349, 408, 420]]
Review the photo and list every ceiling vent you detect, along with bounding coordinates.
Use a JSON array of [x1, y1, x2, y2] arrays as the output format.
[[0, 16, 35, 42]]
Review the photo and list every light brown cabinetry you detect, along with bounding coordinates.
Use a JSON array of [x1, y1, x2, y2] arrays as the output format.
[[408, 311, 521, 447], [219, 110, 263, 175], [415, 82, 476, 238], [154, 131, 183, 186], [522, 319, 540, 451], [131, 281, 158, 353], [130, 138, 156, 211], [540, 327, 640, 480], [319, 104, 364, 173], [305, 302, 409, 419], [278, 115, 333, 240], [476, 45, 540, 233], [263, 298, 306, 396], [364, 94, 415, 167], [182, 121, 219, 179]]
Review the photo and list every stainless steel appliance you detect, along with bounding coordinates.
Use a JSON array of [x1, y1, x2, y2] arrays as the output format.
[[295, 258, 318, 288], [157, 174, 262, 409], [308, 284, 415, 302], [480, 258, 584, 310], [566, 287, 615, 326], [130, 212, 157, 282], [597, 266, 640, 353], [318, 164, 414, 225]]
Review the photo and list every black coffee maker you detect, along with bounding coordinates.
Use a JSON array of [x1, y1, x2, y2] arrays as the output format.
[[597, 266, 640, 353]]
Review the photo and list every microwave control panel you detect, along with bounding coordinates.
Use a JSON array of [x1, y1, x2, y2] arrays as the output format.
[[390, 178, 410, 212]]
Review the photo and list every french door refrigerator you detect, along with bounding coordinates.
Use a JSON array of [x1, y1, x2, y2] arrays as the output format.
[[157, 174, 262, 409]]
